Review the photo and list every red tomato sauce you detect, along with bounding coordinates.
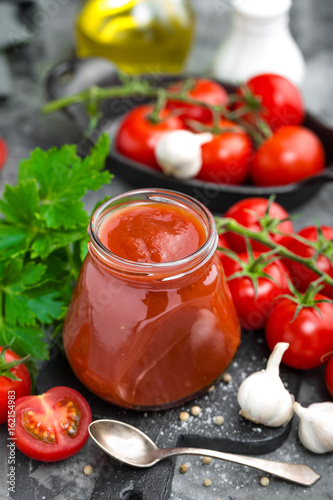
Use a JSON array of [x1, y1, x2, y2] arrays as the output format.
[[63, 197, 240, 409]]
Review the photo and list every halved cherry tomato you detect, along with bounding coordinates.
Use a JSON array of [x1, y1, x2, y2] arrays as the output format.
[[223, 197, 293, 252], [325, 357, 333, 398], [13, 386, 92, 461], [251, 126, 325, 187], [115, 104, 184, 170], [196, 119, 252, 185], [166, 78, 228, 125], [239, 73, 305, 131], [283, 225, 333, 299], [0, 346, 31, 425], [265, 294, 333, 370], [0, 138, 8, 170], [220, 252, 290, 330]]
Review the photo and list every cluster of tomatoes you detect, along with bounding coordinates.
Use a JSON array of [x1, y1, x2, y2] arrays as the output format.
[[115, 74, 325, 187], [217, 196, 333, 396]]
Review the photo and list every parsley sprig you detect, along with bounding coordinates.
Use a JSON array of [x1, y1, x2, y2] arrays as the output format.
[[0, 134, 112, 375]]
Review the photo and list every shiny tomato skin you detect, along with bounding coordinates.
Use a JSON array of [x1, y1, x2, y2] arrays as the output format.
[[221, 252, 290, 330], [0, 347, 31, 424], [115, 104, 184, 170], [196, 120, 252, 184], [224, 197, 293, 252], [245, 73, 305, 131], [0, 138, 8, 170], [283, 225, 333, 299], [265, 295, 333, 370], [166, 78, 229, 125], [251, 126, 325, 187], [325, 357, 333, 398], [13, 386, 92, 461]]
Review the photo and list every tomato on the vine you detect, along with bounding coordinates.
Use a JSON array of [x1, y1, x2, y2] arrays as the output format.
[[265, 294, 333, 370], [283, 225, 333, 299], [195, 119, 252, 184], [115, 104, 184, 170], [251, 126, 325, 187], [325, 357, 333, 398], [223, 197, 294, 252], [0, 346, 31, 425], [220, 251, 290, 330], [166, 78, 229, 125], [13, 386, 92, 461], [240, 73, 305, 131]]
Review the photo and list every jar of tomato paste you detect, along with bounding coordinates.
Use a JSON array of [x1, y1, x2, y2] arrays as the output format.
[[63, 189, 240, 410]]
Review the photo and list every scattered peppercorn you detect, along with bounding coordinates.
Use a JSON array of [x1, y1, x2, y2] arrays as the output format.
[[179, 411, 190, 422], [191, 405, 201, 416], [202, 456, 212, 465], [203, 478, 212, 487], [208, 385, 215, 392], [260, 476, 270, 487], [214, 415, 225, 425], [83, 465, 93, 476], [222, 373, 232, 383], [179, 463, 189, 474]]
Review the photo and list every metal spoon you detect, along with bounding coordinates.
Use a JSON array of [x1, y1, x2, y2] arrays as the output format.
[[88, 419, 320, 487]]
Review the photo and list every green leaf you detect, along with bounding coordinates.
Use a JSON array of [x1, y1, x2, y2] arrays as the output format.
[[0, 223, 31, 260], [0, 179, 40, 225], [41, 199, 88, 229], [0, 323, 49, 361], [5, 293, 37, 326], [27, 292, 64, 324]]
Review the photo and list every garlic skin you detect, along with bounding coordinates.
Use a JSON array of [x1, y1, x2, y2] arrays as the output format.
[[237, 342, 294, 427], [294, 401, 333, 454], [154, 130, 213, 179]]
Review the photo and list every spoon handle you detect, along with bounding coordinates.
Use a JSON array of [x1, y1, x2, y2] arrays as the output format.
[[158, 447, 320, 486]]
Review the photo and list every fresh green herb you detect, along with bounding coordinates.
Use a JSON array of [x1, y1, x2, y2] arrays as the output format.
[[0, 134, 112, 378]]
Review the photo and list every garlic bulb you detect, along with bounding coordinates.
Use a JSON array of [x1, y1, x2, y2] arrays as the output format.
[[154, 130, 213, 179], [237, 342, 294, 427], [294, 401, 333, 454]]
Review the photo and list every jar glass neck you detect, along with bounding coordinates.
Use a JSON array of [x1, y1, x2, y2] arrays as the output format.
[[88, 189, 218, 279]]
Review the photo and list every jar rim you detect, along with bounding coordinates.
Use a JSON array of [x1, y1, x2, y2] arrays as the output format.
[[88, 188, 218, 276]]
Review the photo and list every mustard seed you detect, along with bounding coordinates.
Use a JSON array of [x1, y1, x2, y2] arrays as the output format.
[[222, 373, 232, 383], [179, 463, 188, 474], [208, 385, 215, 392], [202, 456, 212, 465], [214, 415, 225, 425], [203, 478, 212, 487], [191, 405, 201, 416], [179, 411, 190, 422], [83, 465, 93, 476], [260, 476, 270, 487]]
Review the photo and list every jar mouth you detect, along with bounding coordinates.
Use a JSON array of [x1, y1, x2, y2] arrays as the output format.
[[88, 188, 218, 277]]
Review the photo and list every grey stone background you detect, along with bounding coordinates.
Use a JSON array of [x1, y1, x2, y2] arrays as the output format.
[[0, 1, 333, 499]]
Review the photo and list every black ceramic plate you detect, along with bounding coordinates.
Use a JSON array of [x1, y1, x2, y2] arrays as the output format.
[[45, 57, 333, 212]]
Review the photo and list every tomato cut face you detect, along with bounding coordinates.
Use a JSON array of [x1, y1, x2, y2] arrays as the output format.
[[13, 386, 92, 462]]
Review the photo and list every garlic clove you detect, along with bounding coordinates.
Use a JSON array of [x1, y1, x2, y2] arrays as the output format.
[[237, 342, 295, 427], [294, 401, 333, 454], [154, 130, 213, 179]]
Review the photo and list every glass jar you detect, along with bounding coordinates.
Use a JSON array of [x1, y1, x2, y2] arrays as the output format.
[[63, 189, 240, 410], [74, 0, 196, 74]]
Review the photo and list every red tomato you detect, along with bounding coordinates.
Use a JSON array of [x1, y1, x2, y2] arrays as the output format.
[[13, 387, 92, 461], [251, 126, 325, 187], [221, 252, 290, 330], [166, 78, 228, 125], [0, 347, 31, 424], [196, 120, 252, 184], [325, 357, 333, 398], [223, 197, 294, 252], [265, 295, 333, 370], [241, 73, 305, 131], [283, 225, 333, 299], [0, 138, 8, 170], [115, 104, 184, 170]]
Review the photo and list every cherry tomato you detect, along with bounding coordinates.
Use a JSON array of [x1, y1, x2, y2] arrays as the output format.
[[196, 120, 252, 184], [241, 73, 305, 131], [325, 357, 333, 398], [115, 104, 184, 170], [166, 78, 228, 125], [283, 225, 333, 299], [13, 386, 92, 461], [223, 197, 294, 253], [0, 346, 31, 425], [0, 138, 8, 170], [221, 252, 290, 330], [265, 295, 333, 370], [251, 126, 325, 187]]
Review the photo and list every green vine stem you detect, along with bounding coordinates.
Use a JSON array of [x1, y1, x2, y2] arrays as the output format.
[[215, 216, 333, 288]]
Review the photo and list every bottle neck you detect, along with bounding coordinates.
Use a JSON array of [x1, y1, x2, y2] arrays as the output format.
[[233, 11, 290, 36]]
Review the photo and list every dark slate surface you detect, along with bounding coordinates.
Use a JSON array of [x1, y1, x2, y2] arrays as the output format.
[[1, 1, 333, 499]]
